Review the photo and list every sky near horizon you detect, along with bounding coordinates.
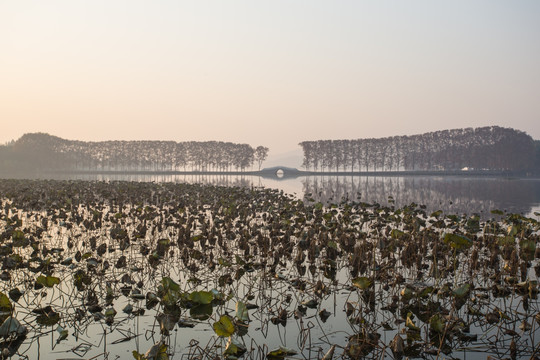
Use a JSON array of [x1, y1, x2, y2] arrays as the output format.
[[1, 1, 539, 156]]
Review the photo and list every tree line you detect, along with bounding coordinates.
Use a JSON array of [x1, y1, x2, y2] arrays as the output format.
[[0, 133, 269, 173], [299, 126, 537, 172]]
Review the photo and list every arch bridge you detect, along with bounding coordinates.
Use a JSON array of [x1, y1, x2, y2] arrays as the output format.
[[257, 166, 305, 180]]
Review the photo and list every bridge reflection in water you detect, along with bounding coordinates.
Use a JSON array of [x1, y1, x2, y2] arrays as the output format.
[[258, 166, 305, 180]]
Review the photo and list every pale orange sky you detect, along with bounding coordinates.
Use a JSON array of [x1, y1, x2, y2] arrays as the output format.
[[1, 1, 539, 156]]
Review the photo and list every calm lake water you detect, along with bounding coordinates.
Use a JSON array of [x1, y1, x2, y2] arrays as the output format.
[[44, 173, 540, 218], [2, 175, 540, 359]]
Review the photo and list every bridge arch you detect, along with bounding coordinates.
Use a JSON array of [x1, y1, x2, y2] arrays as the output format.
[[258, 166, 304, 180]]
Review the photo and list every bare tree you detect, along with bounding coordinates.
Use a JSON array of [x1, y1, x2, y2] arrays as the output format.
[[254, 146, 269, 170]]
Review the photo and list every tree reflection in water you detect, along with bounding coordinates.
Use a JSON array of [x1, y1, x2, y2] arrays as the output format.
[[302, 176, 540, 217]]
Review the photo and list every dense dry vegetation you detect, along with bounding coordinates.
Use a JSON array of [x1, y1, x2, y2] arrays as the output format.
[[0, 179, 539, 359]]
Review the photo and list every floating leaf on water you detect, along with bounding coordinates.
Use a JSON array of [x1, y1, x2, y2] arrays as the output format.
[[443, 233, 472, 250], [430, 210, 443, 218], [0, 316, 27, 337], [74, 269, 92, 290], [157, 238, 170, 246], [56, 325, 68, 343], [327, 241, 338, 250], [267, 346, 297, 359], [390, 229, 406, 239], [210, 288, 227, 301], [224, 338, 247, 357], [319, 309, 331, 322], [508, 224, 519, 237], [467, 304, 483, 316], [466, 216, 480, 232], [406, 328, 422, 342], [236, 301, 250, 322], [345, 332, 380, 358], [146, 292, 159, 309], [519, 239, 536, 260], [177, 318, 196, 328], [105, 307, 117, 319], [157, 314, 177, 335], [498, 236, 515, 246], [429, 314, 445, 333], [491, 209, 504, 215], [400, 286, 415, 301], [36, 275, 60, 288], [486, 311, 500, 324], [418, 286, 434, 298], [133, 341, 169, 360], [301, 299, 318, 309], [131, 292, 145, 301], [36, 311, 60, 326], [189, 304, 213, 320], [213, 315, 235, 337], [0, 292, 13, 313], [452, 283, 472, 299], [8, 288, 23, 302], [188, 290, 213, 305], [352, 277, 373, 290]]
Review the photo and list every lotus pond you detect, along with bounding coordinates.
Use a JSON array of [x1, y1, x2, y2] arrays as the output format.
[[0, 179, 539, 359]]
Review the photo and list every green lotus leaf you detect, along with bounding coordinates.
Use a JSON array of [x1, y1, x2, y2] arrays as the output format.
[[213, 314, 235, 337], [390, 229, 406, 239], [189, 304, 213, 320], [161, 277, 180, 293], [224, 338, 247, 357], [37, 312, 60, 326], [429, 314, 445, 333], [352, 277, 373, 290], [498, 236, 515, 246], [0, 292, 13, 313], [236, 301, 250, 322], [267, 346, 298, 359], [453, 283, 472, 299], [36, 275, 60, 288], [508, 224, 519, 237], [188, 290, 213, 305], [443, 233, 472, 250]]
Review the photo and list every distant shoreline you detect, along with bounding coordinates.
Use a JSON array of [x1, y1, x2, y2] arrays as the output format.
[[2, 168, 538, 180]]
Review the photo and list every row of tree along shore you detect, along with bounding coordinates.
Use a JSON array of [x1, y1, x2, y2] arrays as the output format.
[[0, 133, 269, 174], [1, 126, 540, 177], [300, 126, 538, 172]]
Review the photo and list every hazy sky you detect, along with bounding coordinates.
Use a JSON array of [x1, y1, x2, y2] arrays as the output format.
[[1, 1, 539, 155]]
